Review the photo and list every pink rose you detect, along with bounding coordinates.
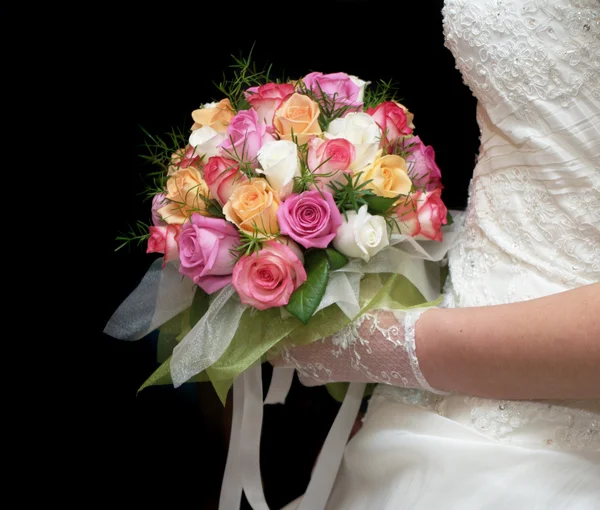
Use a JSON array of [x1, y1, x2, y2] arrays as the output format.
[[219, 109, 275, 166], [203, 156, 246, 205], [277, 190, 343, 249], [244, 82, 295, 126], [232, 240, 307, 310], [302, 72, 363, 112], [147, 224, 181, 265], [151, 193, 167, 226], [367, 101, 414, 146], [177, 213, 240, 294], [404, 136, 443, 191], [307, 137, 355, 189], [167, 145, 202, 175], [394, 189, 448, 242]]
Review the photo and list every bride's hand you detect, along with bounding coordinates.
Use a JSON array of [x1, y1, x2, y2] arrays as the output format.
[[271, 308, 448, 395]]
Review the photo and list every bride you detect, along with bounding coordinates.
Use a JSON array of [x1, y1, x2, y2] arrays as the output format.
[[275, 0, 600, 508]]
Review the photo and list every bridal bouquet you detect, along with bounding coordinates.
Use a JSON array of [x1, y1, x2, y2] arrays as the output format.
[[105, 55, 453, 403]]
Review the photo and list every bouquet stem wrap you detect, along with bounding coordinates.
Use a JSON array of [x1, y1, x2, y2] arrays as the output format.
[[104, 225, 460, 403]]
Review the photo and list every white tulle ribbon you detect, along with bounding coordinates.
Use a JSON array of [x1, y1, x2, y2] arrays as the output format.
[[103, 257, 197, 341], [170, 284, 249, 388], [314, 271, 362, 318]]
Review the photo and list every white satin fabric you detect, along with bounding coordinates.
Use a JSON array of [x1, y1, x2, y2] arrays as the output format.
[[300, 1, 600, 508]]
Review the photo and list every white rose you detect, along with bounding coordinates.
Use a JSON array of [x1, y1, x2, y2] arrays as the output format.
[[333, 205, 390, 262], [202, 101, 219, 108], [325, 112, 381, 172], [349, 75, 370, 103], [256, 140, 301, 199], [189, 125, 225, 160]]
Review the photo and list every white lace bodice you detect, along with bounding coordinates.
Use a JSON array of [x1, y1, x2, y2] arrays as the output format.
[[444, 0, 600, 305], [371, 0, 600, 451]]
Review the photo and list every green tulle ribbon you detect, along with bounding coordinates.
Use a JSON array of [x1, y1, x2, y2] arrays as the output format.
[[139, 271, 444, 404]]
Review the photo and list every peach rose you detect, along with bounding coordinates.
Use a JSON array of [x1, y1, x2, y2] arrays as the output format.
[[191, 98, 234, 133], [358, 151, 413, 199], [273, 93, 322, 145], [158, 167, 211, 225], [223, 178, 280, 236]]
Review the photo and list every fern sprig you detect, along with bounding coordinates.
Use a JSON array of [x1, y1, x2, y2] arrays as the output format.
[[230, 223, 281, 262], [115, 221, 151, 252], [363, 79, 402, 110], [214, 45, 273, 112], [328, 171, 377, 218]]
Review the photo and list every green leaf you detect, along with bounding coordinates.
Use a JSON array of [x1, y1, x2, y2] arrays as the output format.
[[285, 250, 330, 324], [137, 357, 173, 393], [446, 210, 454, 226], [137, 356, 210, 394], [325, 248, 348, 271], [364, 194, 400, 214]]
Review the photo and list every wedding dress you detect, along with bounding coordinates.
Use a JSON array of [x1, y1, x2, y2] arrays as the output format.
[[282, 1, 600, 508]]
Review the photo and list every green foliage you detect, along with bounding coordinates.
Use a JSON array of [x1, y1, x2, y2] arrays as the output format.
[[138, 125, 189, 196], [363, 79, 402, 110], [328, 171, 377, 216], [285, 250, 330, 324], [324, 248, 349, 271], [214, 45, 273, 112], [363, 195, 400, 215], [230, 225, 281, 262], [115, 220, 151, 252]]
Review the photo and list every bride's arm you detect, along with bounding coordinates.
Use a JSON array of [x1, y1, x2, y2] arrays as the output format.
[[418, 282, 600, 400], [274, 283, 600, 400]]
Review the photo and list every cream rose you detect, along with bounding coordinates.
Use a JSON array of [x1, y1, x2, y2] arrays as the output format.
[[158, 167, 211, 225], [325, 112, 380, 171], [189, 125, 225, 161], [358, 151, 412, 198], [256, 140, 301, 200], [191, 98, 234, 133], [223, 178, 280, 236], [273, 92, 322, 145], [332, 205, 390, 262]]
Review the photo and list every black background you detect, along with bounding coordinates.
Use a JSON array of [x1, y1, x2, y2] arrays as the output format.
[[86, 0, 479, 508]]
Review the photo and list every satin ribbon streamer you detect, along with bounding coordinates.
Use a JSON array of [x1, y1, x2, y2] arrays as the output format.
[[220, 365, 365, 510]]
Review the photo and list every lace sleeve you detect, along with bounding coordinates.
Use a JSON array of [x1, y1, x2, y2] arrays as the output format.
[[273, 309, 448, 395]]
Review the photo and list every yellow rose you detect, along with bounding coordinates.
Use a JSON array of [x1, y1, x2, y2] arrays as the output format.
[[358, 151, 412, 198], [191, 98, 234, 133], [273, 93, 322, 145], [158, 167, 211, 224], [223, 178, 280, 236]]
